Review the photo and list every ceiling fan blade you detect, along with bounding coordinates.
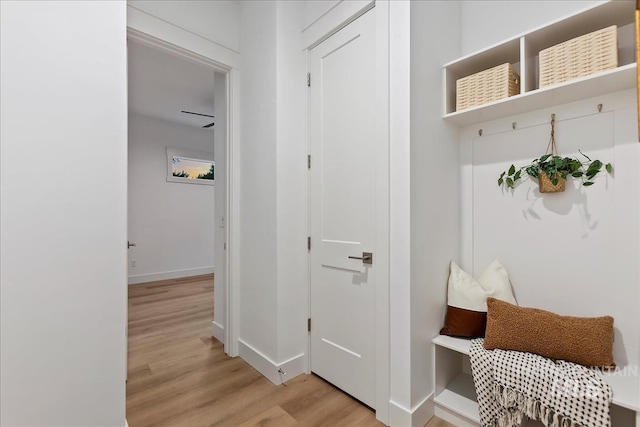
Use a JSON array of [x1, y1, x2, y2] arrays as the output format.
[[202, 122, 215, 128], [181, 110, 215, 118]]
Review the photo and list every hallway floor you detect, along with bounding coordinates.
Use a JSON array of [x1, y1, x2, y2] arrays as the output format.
[[126, 274, 453, 427]]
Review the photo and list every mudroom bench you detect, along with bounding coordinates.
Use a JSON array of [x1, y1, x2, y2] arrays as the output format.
[[432, 335, 639, 427]]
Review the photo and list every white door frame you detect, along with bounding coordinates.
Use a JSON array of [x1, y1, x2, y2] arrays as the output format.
[[304, 1, 390, 423], [126, 23, 240, 357]]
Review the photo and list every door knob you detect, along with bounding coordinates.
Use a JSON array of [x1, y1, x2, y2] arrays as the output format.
[[127, 241, 136, 249], [348, 252, 373, 265]]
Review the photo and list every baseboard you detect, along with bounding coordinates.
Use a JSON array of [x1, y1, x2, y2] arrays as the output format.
[[125, 419, 129, 427], [128, 266, 214, 285], [237, 339, 305, 385], [412, 394, 434, 426], [434, 404, 479, 427], [277, 352, 306, 384], [389, 393, 433, 427], [212, 321, 224, 342]]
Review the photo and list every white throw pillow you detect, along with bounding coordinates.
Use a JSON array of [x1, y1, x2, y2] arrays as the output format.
[[448, 260, 517, 312]]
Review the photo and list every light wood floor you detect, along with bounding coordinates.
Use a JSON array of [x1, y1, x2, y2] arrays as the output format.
[[126, 275, 454, 427]]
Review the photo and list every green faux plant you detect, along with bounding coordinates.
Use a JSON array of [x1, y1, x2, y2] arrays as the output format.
[[498, 151, 612, 190]]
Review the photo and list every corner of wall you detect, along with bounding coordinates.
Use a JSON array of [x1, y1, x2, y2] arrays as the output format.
[[237, 339, 305, 386], [389, 394, 434, 427]]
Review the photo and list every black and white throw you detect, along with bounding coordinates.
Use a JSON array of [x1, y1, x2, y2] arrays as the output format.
[[469, 339, 612, 427]]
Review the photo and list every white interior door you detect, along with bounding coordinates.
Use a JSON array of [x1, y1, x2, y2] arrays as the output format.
[[309, 10, 377, 408]]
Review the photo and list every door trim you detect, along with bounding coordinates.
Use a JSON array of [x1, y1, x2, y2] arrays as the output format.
[[126, 25, 240, 357], [305, 2, 390, 423], [373, 1, 390, 424]]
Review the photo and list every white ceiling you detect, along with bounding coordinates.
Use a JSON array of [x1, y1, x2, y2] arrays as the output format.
[[128, 40, 216, 129]]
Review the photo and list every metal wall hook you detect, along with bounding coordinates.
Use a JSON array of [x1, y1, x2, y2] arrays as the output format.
[[512, 122, 517, 130], [478, 129, 483, 136], [597, 103, 603, 112]]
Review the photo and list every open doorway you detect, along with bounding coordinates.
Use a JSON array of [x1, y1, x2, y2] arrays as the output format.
[[125, 36, 231, 423]]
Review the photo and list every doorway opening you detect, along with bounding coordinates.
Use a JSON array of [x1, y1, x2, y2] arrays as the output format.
[[125, 27, 236, 425], [126, 27, 236, 357]]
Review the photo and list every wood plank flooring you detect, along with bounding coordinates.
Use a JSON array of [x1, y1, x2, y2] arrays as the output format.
[[126, 275, 454, 427]]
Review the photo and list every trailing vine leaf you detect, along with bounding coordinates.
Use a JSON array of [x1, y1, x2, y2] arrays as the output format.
[[605, 163, 613, 173], [508, 165, 515, 176], [578, 149, 592, 162], [583, 181, 595, 186]]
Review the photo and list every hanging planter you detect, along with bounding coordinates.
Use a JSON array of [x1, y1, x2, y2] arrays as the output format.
[[498, 114, 612, 193], [538, 171, 566, 193]]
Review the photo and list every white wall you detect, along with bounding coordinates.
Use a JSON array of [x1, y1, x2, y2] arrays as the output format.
[[128, 0, 240, 53], [460, 92, 640, 368], [0, 1, 127, 426], [236, 0, 308, 383], [128, 114, 215, 284], [389, 0, 413, 418], [126, 1, 240, 70], [460, 0, 604, 55], [238, 0, 279, 362], [275, 0, 308, 364], [408, 0, 461, 417], [301, 0, 340, 31]]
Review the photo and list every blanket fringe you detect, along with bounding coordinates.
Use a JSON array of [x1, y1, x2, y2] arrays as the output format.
[[492, 383, 581, 427]]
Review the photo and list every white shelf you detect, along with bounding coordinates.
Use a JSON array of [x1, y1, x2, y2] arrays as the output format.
[[444, 63, 636, 127], [434, 372, 480, 424], [604, 369, 640, 412], [442, 0, 636, 127], [432, 334, 472, 355]]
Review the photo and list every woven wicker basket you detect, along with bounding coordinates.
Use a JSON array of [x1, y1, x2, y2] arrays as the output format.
[[456, 63, 520, 111], [539, 26, 618, 88], [538, 172, 566, 193]]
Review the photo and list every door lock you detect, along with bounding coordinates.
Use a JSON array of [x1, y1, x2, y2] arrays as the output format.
[[348, 252, 373, 265]]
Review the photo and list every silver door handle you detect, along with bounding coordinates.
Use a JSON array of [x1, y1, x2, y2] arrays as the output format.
[[128, 241, 136, 248], [348, 252, 373, 265]]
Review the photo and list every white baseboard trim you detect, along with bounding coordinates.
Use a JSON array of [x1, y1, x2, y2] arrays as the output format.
[[125, 419, 129, 427], [389, 393, 433, 427], [278, 352, 306, 384], [434, 404, 479, 427], [128, 266, 214, 285], [212, 321, 224, 342], [237, 339, 305, 385]]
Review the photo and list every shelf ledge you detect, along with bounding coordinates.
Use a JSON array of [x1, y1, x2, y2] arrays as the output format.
[[443, 63, 637, 127], [432, 334, 473, 355]]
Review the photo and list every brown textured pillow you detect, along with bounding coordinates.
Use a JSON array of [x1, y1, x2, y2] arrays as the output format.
[[484, 298, 615, 368]]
